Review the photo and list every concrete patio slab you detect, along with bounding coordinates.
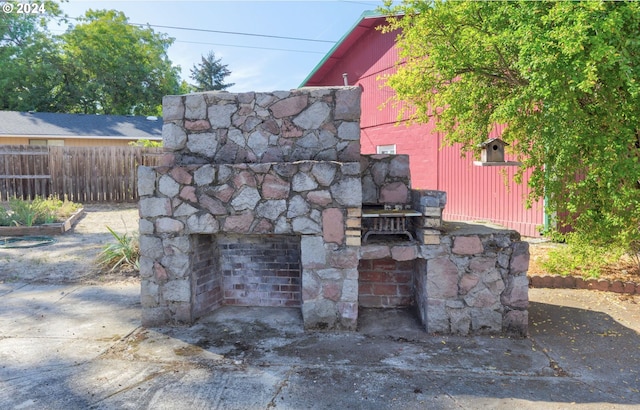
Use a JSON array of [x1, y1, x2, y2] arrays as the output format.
[[0, 282, 638, 409]]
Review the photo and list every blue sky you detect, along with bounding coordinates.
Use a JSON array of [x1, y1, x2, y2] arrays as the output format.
[[52, 1, 392, 93]]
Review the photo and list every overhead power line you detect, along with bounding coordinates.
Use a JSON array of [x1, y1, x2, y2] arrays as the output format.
[[60, 16, 336, 53], [128, 22, 337, 44], [177, 40, 326, 54]]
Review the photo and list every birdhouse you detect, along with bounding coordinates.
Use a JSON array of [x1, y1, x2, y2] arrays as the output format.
[[474, 138, 520, 166], [480, 138, 508, 163]]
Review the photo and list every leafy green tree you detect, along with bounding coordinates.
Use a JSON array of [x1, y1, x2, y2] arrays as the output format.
[[0, 4, 185, 116], [0, 0, 65, 111], [59, 9, 182, 115], [381, 0, 640, 250], [190, 51, 234, 92]]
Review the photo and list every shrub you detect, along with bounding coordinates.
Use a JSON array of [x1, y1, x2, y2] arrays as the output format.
[[0, 207, 12, 226]]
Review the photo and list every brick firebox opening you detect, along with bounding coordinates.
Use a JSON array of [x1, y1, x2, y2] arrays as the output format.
[[191, 234, 302, 319], [358, 258, 415, 308]]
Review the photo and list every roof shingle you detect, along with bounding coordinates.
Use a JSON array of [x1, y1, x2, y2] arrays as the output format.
[[0, 111, 162, 140]]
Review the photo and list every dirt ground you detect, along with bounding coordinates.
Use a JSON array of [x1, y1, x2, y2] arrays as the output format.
[[0, 203, 140, 284]]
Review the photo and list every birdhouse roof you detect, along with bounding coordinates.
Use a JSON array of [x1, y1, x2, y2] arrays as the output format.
[[479, 138, 509, 148]]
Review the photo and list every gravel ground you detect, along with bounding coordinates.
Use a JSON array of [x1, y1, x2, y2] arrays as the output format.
[[0, 203, 139, 284]]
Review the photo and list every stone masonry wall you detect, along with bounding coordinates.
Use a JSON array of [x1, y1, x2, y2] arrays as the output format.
[[162, 88, 361, 165], [358, 201, 529, 337], [361, 154, 411, 205], [415, 223, 529, 336], [139, 87, 363, 330]]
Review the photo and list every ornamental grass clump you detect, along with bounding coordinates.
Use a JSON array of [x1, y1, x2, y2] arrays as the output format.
[[97, 226, 140, 273]]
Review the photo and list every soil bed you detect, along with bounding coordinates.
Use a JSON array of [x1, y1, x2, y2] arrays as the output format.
[[0, 203, 139, 284], [0, 207, 85, 236]]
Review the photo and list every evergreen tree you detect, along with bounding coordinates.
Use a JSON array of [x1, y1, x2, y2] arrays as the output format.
[[190, 51, 234, 92]]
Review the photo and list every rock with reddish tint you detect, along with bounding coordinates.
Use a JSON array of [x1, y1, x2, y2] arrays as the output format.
[[153, 262, 168, 283], [252, 218, 273, 233], [155, 217, 184, 233], [459, 274, 480, 295], [469, 257, 497, 274], [211, 184, 235, 203], [322, 208, 344, 244], [359, 245, 390, 260], [262, 174, 290, 199], [179, 186, 197, 202], [223, 212, 254, 233], [269, 94, 308, 118], [307, 190, 332, 206], [391, 245, 417, 261], [328, 248, 359, 269], [322, 282, 341, 301], [427, 257, 459, 299], [199, 195, 227, 215], [170, 167, 193, 185], [452, 236, 484, 255], [185, 119, 210, 132], [380, 182, 409, 204], [233, 170, 257, 188]]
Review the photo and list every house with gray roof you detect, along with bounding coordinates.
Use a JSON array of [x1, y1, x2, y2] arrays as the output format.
[[0, 111, 162, 146]]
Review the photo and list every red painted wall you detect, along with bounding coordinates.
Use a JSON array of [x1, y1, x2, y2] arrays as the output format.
[[304, 18, 544, 236]]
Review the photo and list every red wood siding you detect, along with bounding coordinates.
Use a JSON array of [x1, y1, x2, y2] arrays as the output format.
[[304, 17, 544, 237], [361, 121, 439, 189], [438, 143, 544, 237], [360, 122, 544, 237]]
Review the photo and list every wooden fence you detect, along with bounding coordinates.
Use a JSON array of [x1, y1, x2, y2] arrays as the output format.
[[0, 145, 164, 203]]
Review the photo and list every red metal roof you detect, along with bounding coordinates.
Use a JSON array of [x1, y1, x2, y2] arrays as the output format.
[[301, 11, 390, 87]]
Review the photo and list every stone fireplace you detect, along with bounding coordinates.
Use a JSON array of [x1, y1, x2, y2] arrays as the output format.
[[139, 87, 363, 330], [139, 86, 530, 336]]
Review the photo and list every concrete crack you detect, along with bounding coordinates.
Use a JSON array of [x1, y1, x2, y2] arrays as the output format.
[[267, 366, 296, 409]]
